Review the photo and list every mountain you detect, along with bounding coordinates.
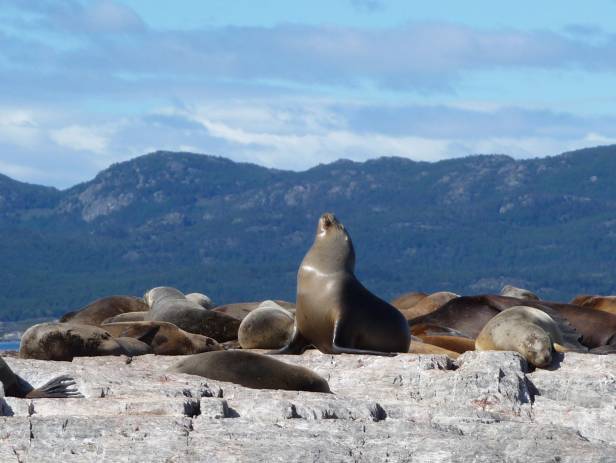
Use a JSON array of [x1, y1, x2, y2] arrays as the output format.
[[2, 145, 616, 321]]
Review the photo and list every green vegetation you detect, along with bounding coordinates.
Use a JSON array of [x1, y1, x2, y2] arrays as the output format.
[[2, 146, 616, 321]]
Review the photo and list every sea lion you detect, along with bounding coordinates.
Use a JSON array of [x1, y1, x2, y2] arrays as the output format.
[[238, 301, 295, 349], [570, 295, 616, 316], [475, 306, 566, 368], [391, 292, 428, 311], [185, 293, 215, 309], [144, 287, 240, 342], [168, 350, 330, 393], [1, 357, 81, 399], [409, 336, 459, 359], [500, 285, 540, 301], [19, 322, 152, 361], [415, 335, 476, 354], [399, 291, 459, 320], [102, 311, 149, 324], [274, 213, 411, 355], [101, 321, 222, 355], [213, 300, 296, 321], [60, 296, 149, 326]]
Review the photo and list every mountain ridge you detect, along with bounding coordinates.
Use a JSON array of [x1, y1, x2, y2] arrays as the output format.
[[2, 145, 616, 321]]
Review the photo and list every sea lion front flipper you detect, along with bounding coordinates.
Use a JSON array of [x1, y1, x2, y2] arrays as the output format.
[[553, 343, 569, 353], [331, 321, 397, 357], [26, 375, 83, 399], [267, 327, 311, 355]]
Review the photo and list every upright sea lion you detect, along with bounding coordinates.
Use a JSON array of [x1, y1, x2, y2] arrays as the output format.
[[185, 293, 215, 309], [391, 292, 428, 311], [274, 213, 411, 355], [238, 301, 295, 349], [60, 296, 149, 326], [1, 357, 81, 399], [570, 295, 616, 316], [19, 322, 152, 361], [101, 321, 222, 355], [475, 306, 565, 368], [144, 287, 240, 342], [399, 291, 459, 320], [168, 350, 330, 393], [500, 285, 540, 301]]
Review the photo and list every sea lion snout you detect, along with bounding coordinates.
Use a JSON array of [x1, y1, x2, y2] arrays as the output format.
[[320, 212, 337, 229]]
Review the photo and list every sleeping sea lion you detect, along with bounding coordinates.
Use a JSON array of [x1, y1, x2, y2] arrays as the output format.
[[274, 213, 411, 355], [185, 293, 215, 309], [19, 322, 153, 361], [399, 291, 459, 320], [414, 335, 476, 354], [409, 337, 459, 359], [60, 296, 148, 326], [212, 300, 296, 321], [168, 350, 330, 393], [475, 306, 566, 368], [570, 295, 616, 316], [500, 285, 540, 301], [102, 311, 148, 324], [101, 321, 222, 355], [144, 287, 240, 342], [391, 292, 428, 311], [1, 357, 81, 398], [238, 301, 295, 349]]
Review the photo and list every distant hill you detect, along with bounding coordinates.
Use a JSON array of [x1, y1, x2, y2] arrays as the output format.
[[2, 145, 616, 321]]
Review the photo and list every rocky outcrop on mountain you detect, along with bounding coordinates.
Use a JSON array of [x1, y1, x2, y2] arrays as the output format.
[[1, 351, 615, 462]]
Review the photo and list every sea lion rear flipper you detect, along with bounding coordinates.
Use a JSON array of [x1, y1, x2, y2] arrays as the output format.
[[267, 327, 311, 355], [26, 375, 83, 399]]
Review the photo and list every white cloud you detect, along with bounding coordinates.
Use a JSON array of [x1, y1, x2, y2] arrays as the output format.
[[50, 125, 112, 154]]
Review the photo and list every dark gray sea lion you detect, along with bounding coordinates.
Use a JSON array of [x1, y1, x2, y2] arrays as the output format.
[[60, 296, 149, 326], [168, 350, 330, 393], [185, 293, 215, 309], [213, 300, 296, 321], [500, 285, 540, 301], [1, 357, 81, 398], [102, 321, 222, 355], [102, 311, 149, 324], [238, 301, 295, 349], [144, 287, 240, 342], [274, 213, 411, 355], [476, 306, 566, 368], [19, 322, 151, 361]]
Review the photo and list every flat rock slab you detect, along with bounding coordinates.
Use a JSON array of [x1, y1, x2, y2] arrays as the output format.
[[1, 351, 615, 462]]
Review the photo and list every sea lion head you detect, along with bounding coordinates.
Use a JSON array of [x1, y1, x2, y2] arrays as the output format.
[[522, 330, 553, 368], [310, 212, 355, 272]]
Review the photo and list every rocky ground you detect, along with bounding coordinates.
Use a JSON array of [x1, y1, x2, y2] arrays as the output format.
[[1, 350, 615, 462]]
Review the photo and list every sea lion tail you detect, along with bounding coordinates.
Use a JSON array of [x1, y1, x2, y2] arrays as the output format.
[[26, 375, 83, 399]]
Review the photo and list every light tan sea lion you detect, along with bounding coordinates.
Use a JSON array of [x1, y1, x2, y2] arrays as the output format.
[[391, 292, 428, 311], [19, 322, 152, 361], [238, 301, 295, 349], [1, 356, 82, 399], [409, 336, 459, 359], [60, 296, 148, 326], [501, 285, 540, 301], [168, 350, 330, 393], [400, 291, 459, 320], [144, 287, 240, 342], [274, 213, 411, 355], [185, 293, 215, 309], [475, 306, 566, 368], [101, 321, 222, 355], [571, 295, 616, 316], [415, 335, 476, 354]]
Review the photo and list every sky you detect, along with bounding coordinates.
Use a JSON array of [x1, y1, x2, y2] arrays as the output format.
[[1, 1, 616, 188]]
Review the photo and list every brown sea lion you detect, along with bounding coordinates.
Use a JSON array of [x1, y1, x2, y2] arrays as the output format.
[[168, 350, 330, 393], [19, 322, 152, 361], [500, 285, 540, 301], [101, 321, 222, 355], [144, 287, 240, 342], [238, 301, 295, 349], [475, 306, 566, 368], [391, 292, 428, 311], [60, 296, 148, 326], [274, 213, 411, 355], [409, 336, 459, 359], [1, 357, 82, 398], [399, 291, 459, 320], [212, 300, 296, 321], [571, 295, 616, 316], [415, 335, 476, 354]]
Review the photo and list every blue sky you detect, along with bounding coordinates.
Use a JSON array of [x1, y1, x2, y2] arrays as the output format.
[[1, 0, 616, 187]]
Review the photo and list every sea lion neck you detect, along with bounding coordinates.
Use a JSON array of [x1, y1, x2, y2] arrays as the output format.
[[303, 225, 356, 274]]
